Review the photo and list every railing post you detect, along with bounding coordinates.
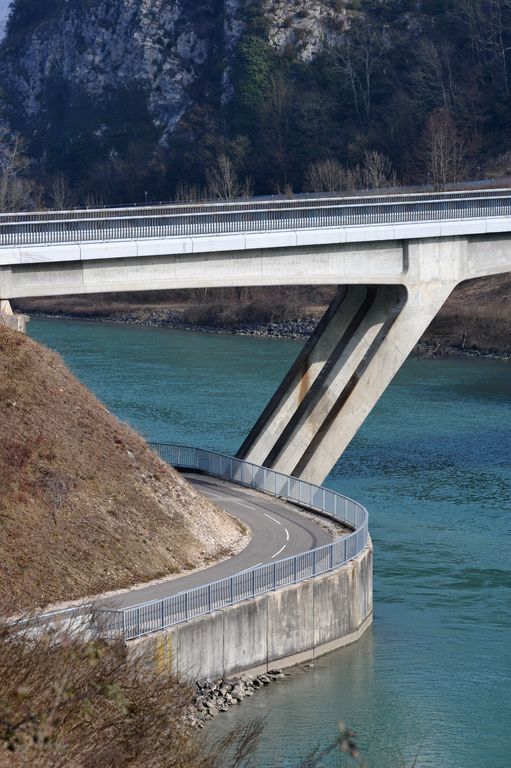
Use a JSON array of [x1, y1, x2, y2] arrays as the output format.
[[102, 443, 369, 640]]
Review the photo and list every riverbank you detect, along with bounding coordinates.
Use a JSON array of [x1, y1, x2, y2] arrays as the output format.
[[19, 306, 511, 362], [14, 272, 511, 360]]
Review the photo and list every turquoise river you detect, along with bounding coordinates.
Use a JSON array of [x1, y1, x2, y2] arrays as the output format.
[[29, 317, 511, 768]]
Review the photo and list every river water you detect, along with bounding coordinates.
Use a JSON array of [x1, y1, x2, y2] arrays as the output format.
[[29, 317, 511, 768]]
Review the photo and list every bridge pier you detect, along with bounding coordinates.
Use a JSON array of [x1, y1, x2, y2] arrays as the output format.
[[0, 300, 29, 333], [239, 242, 460, 485]]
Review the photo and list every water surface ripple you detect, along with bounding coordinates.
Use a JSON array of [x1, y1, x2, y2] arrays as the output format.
[[29, 318, 511, 768]]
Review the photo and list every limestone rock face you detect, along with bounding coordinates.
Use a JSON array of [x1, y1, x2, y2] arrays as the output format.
[[264, 0, 346, 62], [0, 0, 348, 140]]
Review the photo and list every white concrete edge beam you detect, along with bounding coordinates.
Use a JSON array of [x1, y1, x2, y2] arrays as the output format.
[[1, 216, 510, 267]]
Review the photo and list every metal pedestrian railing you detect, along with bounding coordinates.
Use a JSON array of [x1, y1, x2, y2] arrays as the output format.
[[0, 188, 510, 247], [96, 444, 369, 641]]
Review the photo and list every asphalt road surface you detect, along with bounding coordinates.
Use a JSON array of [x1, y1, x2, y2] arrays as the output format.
[[105, 472, 334, 610]]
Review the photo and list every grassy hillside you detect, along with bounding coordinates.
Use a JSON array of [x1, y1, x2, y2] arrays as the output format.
[[0, 325, 245, 615]]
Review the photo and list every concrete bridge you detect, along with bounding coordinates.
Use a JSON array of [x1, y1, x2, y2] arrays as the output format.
[[2, 188, 511, 484]]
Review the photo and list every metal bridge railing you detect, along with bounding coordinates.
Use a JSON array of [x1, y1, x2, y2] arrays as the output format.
[[1, 189, 511, 248], [96, 444, 369, 641]]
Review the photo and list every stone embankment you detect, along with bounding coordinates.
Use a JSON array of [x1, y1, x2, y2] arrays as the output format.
[[30, 308, 511, 359], [187, 669, 287, 728], [33, 309, 320, 339]]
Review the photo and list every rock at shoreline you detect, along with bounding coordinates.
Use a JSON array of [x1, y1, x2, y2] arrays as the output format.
[[190, 669, 287, 724]]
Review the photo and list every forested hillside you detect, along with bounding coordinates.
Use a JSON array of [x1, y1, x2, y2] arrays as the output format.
[[1, 0, 511, 205]]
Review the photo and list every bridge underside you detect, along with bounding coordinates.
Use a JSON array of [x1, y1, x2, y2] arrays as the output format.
[[1, 232, 510, 484]]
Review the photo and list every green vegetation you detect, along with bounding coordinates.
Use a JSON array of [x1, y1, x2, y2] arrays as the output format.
[[1, 0, 511, 204]]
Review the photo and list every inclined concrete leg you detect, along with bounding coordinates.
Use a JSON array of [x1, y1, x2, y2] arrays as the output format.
[[238, 286, 366, 465], [0, 300, 29, 333], [240, 281, 457, 486]]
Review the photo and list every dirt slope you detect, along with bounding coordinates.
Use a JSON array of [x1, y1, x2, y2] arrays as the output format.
[[0, 326, 245, 614]]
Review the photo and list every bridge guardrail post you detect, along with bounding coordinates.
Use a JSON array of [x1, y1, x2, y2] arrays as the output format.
[[96, 443, 370, 641]]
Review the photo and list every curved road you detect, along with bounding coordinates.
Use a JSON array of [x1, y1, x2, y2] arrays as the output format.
[[101, 472, 335, 611]]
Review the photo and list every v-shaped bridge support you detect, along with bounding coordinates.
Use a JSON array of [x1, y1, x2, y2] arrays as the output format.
[[238, 279, 455, 485]]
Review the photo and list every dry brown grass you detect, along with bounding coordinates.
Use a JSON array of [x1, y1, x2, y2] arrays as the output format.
[[423, 274, 511, 353], [0, 326, 245, 615], [0, 620, 263, 768]]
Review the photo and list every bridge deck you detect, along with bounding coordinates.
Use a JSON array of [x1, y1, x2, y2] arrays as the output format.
[[0, 189, 511, 261]]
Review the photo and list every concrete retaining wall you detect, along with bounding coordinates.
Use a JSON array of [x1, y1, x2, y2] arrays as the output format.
[[131, 541, 372, 680]]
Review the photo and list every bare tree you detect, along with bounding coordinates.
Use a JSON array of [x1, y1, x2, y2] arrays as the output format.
[[206, 154, 252, 201], [461, 0, 511, 96], [361, 151, 398, 190], [263, 74, 293, 185], [414, 40, 457, 116], [49, 173, 74, 210], [175, 180, 206, 203], [0, 127, 32, 212], [421, 108, 467, 191], [304, 159, 354, 194], [336, 19, 387, 121], [83, 191, 105, 209]]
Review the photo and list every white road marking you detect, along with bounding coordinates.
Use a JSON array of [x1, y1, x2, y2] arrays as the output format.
[[285, 528, 289, 541], [264, 513, 282, 525], [231, 499, 256, 510], [204, 492, 255, 510], [272, 544, 286, 559]]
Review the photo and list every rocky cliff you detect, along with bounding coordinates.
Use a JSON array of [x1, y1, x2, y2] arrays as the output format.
[[0, 0, 510, 200], [0, 0, 346, 137]]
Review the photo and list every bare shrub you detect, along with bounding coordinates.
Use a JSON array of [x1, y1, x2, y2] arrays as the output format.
[[0, 619, 263, 768], [206, 155, 252, 201], [0, 129, 32, 212], [304, 159, 354, 194], [420, 108, 467, 190], [175, 181, 206, 204], [48, 173, 74, 210], [361, 150, 399, 190]]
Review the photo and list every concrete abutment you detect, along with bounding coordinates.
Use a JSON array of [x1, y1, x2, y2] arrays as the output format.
[[0, 299, 28, 333]]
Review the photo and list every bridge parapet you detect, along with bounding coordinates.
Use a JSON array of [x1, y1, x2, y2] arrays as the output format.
[[1, 189, 511, 249]]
